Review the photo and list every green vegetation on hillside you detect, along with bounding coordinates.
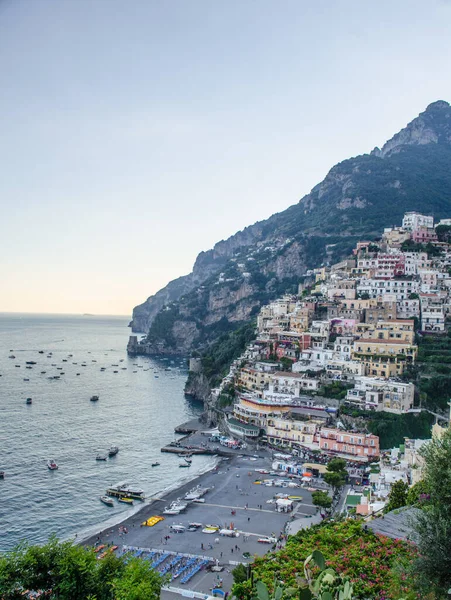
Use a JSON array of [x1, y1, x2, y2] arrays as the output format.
[[198, 320, 257, 388], [232, 520, 417, 600], [0, 538, 163, 600]]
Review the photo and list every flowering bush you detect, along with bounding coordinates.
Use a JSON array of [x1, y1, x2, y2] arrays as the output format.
[[250, 521, 417, 600]]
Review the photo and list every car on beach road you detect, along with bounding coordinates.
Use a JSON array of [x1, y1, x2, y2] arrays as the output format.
[[258, 536, 277, 544]]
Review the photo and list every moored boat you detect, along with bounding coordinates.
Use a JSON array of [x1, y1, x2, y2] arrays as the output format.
[[47, 460, 58, 470], [106, 482, 145, 500], [100, 496, 114, 507], [118, 497, 134, 505]]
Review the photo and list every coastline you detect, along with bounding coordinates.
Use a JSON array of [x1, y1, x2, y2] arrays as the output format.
[[77, 456, 221, 546]]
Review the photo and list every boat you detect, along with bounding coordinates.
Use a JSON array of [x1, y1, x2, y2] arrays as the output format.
[[96, 454, 107, 461], [179, 463, 190, 468], [26, 398, 32, 405], [118, 497, 134, 505], [26, 361, 37, 365], [47, 460, 58, 470], [38, 350, 44, 354], [0, 471, 5, 479], [106, 482, 145, 500], [90, 395, 99, 402], [100, 496, 114, 507], [184, 457, 192, 464], [108, 446, 119, 457], [151, 462, 160, 467], [8, 355, 15, 359], [23, 378, 30, 382]]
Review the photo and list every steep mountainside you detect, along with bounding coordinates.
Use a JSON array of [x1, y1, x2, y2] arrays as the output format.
[[131, 100, 451, 354]]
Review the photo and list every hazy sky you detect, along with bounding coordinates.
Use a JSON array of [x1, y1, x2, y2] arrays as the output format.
[[1, 0, 450, 316]]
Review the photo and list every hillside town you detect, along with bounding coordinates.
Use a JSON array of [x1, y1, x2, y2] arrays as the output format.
[[200, 212, 451, 512]]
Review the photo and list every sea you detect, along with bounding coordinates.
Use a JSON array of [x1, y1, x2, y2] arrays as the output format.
[[0, 313, 213, 552]]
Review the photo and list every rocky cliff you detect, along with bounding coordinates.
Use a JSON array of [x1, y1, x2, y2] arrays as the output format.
[[130, 100, 451, 354]]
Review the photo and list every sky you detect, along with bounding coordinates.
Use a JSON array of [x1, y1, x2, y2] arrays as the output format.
[[1, 0, 451, 316]]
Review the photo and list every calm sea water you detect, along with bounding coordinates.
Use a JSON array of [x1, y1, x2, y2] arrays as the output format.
[[0, 313, 210, 551]]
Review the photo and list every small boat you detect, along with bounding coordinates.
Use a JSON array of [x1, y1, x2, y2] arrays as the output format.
[[8, 355, 15, 359], [90, 395, 99, 402], [108, 446, 119, 457], [26, 361, 37, 365], [38, 350, 44, 354], [26, 398, 32, 405], [184, 458, 192, 464], [100, 496, 114, 507], [151, 462, 160, 467], [47, 460, 58, 470], [23, 378, 30, 382], [118, 497, 133, 505], [179, 463, 190, 468], [0, 471, 5, 479], [96, 454, 107, 461]]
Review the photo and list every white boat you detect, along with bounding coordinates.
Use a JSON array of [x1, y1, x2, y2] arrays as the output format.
[[100, 496, 114, 507], [47, 460, 58, 470], [96, 454, 107, 461]]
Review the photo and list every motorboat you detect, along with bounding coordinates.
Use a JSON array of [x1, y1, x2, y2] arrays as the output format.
[[47, 460, 58, 470], [100, 496, 114, 507], [26, 398, 32, 405], [108, 446, 119, 457], [184, 457, 192, 464], [90, 395, 99, 402], [151, 462, 160, 467], [118, 497, 134, 505], [96, 454, 107, 461], [0, 471, 5, 479], [26, 361, 37, 365], [179, 463, 190, 468]]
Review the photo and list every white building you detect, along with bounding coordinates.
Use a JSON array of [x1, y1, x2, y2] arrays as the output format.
[[357, 278, 420, 301], [345, 376, 415, 414], [402, 212, 434, 231]]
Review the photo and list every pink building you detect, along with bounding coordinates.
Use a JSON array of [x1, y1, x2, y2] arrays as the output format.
[[411, 227, 438, 244], [316, 427, 380, 460]]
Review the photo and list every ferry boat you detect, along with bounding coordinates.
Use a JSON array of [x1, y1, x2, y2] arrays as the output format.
[[90, 395, 99, 402], [106, 482, 145, 500], [108, 446, 119, 457], [47, 460, 58, 470], [100, 496, 114, 507]]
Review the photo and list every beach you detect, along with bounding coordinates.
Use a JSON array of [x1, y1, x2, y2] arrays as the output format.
[[81, 446, 319, 597]]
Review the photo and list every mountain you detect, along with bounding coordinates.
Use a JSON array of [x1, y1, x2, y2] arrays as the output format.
[[130, 100, 451, 354]]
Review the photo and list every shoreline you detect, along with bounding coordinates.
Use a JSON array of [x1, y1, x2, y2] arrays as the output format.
[[78, 456, 222, 547]]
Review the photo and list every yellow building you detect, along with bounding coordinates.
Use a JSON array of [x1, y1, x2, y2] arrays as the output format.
[[237, 367, 272, 393], [266, 417, 320, 449], [352, 338, 417, 377]]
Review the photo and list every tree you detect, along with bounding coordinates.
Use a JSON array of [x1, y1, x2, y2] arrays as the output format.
[[413, 428, 451, 595], [0, 539, 164, 600], [311, 491, 332, 513], [113, 558, 163, 600], [384, 479, 408, 512], [406, 479, 431, 506], [323, 458, 347, 497]]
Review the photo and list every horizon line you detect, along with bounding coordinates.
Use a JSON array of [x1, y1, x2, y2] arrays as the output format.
[[0, 311, 131, 318]]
